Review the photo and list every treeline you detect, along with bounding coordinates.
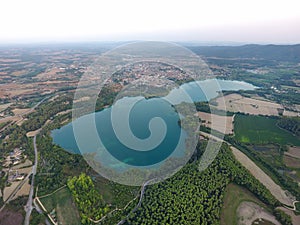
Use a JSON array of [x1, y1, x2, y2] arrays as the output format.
[[226, 136, 300, 200], [0, 121, 10, 130], [95, 84, 119, 111], [0, 124, 28, 150], [22, 94, 73, 132], [194, 101, 234, 116], [126, 143, 279, 225], [176, 101, 234, 117], [0, 124, 32, 160], [274, 209, 293, 225], [35, 134, 88, 196], [67, 173, 109, 224], [277, 117, 300, 137]]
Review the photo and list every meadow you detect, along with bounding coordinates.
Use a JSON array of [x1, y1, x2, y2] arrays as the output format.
[[39, 187, 81, 225], [234, 114, 300, 146], [220, 183, 270, 225]]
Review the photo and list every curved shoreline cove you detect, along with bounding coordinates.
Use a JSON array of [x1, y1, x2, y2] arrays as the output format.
[[169, 79, 257, 103], [52, 97, 186, 166], [51, 79, 258, 163]]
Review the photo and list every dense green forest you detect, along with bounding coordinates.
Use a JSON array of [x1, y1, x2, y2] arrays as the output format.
[[67, 173, 109, 224], [125, 143, 280, 225], [274, 209, 293, 225], [277, 117, 300, 137], [35, 134, 88, 196], [0, 124, 29, 153]]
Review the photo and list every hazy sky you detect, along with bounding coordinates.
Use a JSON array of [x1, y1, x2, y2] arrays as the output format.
[[1, 0, 299, 43]]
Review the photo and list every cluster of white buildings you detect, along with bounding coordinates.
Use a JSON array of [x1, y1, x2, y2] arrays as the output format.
[[107, 62, 190, 87], [3, 148, 25, 167], [7, 170, 25, 182]]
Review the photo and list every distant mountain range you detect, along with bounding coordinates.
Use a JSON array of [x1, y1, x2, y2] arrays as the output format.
[[188, 44, 300, 62]]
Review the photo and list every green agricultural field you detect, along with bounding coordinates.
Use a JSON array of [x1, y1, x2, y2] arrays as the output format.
[[234, 114, 300, 145], [39, 186, 81, 225], [248, 144, 282, 168], [220, 183, 270, 225]]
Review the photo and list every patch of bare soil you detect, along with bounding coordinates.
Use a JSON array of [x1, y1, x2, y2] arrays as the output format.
[[26, 129, 41, 138], [12, 179, 30, 200], [3, 181, 21, 202], [197, 112, 234, 134], [56, 109, 72, 116], [0, 209, 23, 225], [214, 94, 298, 116], [285, 146, 300, 159], [11, 108, 30, 116], [283, 155, 300, 168], [237, 201, 280, 225]]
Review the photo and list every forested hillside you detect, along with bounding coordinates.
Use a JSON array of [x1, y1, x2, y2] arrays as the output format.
[[189, 44, 300, 62]]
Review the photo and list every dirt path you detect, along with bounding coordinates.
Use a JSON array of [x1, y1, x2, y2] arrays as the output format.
[[116, 178, 157, 225], [231, 146, 295, 207]]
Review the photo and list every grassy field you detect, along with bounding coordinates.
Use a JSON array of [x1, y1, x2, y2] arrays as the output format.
[[234, 114, 300, 145], [220, 183, 269, 225], [93, 175, 139, 208], [248, 144, 283, 168], [39, 187, 81, 225]]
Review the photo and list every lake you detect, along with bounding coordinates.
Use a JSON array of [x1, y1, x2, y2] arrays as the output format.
[[51, 79, 257, 166]]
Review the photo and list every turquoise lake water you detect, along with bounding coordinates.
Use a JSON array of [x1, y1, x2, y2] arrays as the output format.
[[51, 79, 257, 166]]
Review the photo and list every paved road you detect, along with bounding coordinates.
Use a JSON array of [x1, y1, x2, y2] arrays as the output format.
[[0, 134, 39, 220], [24, 135, 38, 225], [0, 130, 41, 213], [23, 97, 49, 224]]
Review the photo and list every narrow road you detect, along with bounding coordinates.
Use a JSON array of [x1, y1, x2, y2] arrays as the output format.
[[23, 97, 50, 224], [0, 172, 31, 212], [0, 109, 44, 213], [282, 200, 299, 211], [24, 135, 38, 225], [33, 198, 52, 225], [117, 178, 157, 225]]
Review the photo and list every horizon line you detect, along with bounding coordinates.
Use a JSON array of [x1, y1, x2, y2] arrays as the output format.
[[0, 40, 299, 47]]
